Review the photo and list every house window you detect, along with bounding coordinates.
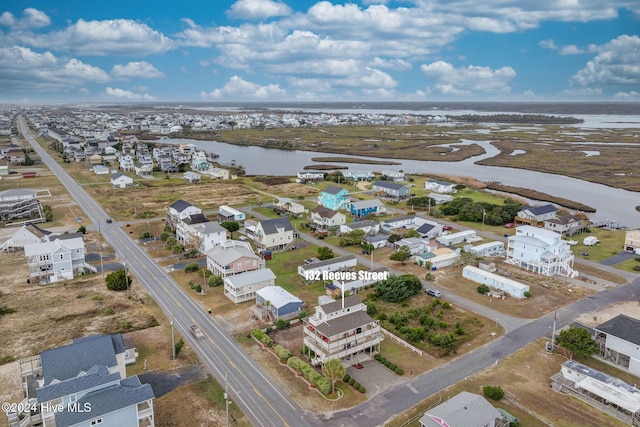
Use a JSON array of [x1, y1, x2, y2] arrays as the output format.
[[90, 419, 103, 425]]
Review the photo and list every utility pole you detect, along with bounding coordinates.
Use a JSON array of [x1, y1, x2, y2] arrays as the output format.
[[171, 310, 175, 360], [224, 371, 229, 427], [98, 222, 104, 278]]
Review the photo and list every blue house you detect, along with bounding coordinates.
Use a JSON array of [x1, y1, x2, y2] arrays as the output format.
[[318, 185, 350, 211], [6, 334, 155, 427], [350, 199, 385, 218], [256, 286, 303, 320]]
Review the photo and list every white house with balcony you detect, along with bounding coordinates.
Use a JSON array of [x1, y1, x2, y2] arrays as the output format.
[[425, 179, 456, 194], [505, 225, 577, 277], [223, 268, 276, 304], [205, 240, 264, 277], [311, 206, 346, 230], [302, 295, 383, 367], [23, 234, 88, 284]]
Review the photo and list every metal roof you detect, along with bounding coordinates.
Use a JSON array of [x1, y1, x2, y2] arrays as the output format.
[[419, 392, 502, 427]]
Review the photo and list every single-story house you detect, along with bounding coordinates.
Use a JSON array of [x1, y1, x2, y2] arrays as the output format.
[[93, 165, 109, 175], [424, 180, 457, 194], [275, 198, 307, 215], [465, 241, 504, 257], [343, 170, 374, 181], [363, 234, 389, 249], [110, 173, 133, 189], [416, 247, 460, 269], [428, 192, 454, 204], [255, 286, 303, 320], [298, 255, 358, 282], [419, 391, 507, 427], [516, 204, 558, 223], [183, 171, 201, 183], [218, 205, 246, 223], [463, 265, 530, 298], [339, 220, 380, 236], [436, 230, 477, 245], [297, 171, 324, 183], [394, 237, 428, 255], [381, 170, 405, 181]]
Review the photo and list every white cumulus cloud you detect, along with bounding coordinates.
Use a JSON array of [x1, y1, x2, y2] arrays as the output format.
[[201, 75, 285, 99], [105, 87, 156, 100], [25, 19, 175, 56], [0, 8, 50, 29], [421, 60, 516, 96], [227, 0, 292, 20], [0, 46, 109, 93], [570, 35, 640, 87], [111, 61, 165, 79]]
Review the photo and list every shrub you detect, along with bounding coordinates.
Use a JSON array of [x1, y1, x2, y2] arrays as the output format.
[[348, 378, 356, 386], [287, 356, 305, 372], [524, 291, 532, 298], [91, 294, 103, 301], [184, 262, 200, 273], [389, 364, 397, 371], [483, 385, 505, 401], [208, 275, 223, 287], [103, 308, 115, 315], [251, 329, 273, 347], [358, 385, 366, 393], [477, 284, 490, 295], [314, 376, 332, 395], [395, 367, 404, 375], [343, 374, 351, 383], [442, 301, 451, 309], [273, 344, 291, 361], [353, 382, 361, 389], [276, 319, 290, 330]]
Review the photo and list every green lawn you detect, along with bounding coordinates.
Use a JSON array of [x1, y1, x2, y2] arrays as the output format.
[[612, 257, 640, 273], [569, 228, 626, 262], [264, 242, 326, 307]]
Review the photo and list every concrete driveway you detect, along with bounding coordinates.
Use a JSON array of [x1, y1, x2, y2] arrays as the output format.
[[345, 359, 405, 398]]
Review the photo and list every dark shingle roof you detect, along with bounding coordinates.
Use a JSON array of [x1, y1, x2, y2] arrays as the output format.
[[372, 180, 406, 191], [50, 232, 84, 241], [322, 185, 347, 195], [312, 205, 339, 218], [320, 294, 362, 315], [54, 376, 154, 426], [416, 223, 435, 234], [259, 217, 293, 235], [595, 314, 640, 346], [313, 310, 375, 338], [524, 204, 558, 216], [170, 199, 193, 212], [183, 213, 210, 225], [40, 335, 119, 384], [25, 223, 51, 238], [37, 365, 120, 402]]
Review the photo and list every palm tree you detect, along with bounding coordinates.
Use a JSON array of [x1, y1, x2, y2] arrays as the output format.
[[322, 359, 346, 394]]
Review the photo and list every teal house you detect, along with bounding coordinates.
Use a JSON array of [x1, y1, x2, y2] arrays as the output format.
[[318, 185, 350, 211]]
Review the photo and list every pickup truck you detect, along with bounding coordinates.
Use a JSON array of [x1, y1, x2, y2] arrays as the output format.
[[190, 325, 204, 339]]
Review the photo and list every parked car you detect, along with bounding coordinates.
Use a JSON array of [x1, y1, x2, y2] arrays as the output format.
[[504, 223, 515, 228], [106, 218, 113, 223], [442, 226, 453, 231], [426, 288, 441, 297]]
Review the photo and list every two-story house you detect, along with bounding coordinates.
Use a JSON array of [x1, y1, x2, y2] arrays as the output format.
[[6, 334, 154, 427], [166, 200, 202, 230], [544, 214, 584, 235], [311, 206, 346, 231], [110, 173, 133, 189], [247, 217, 297, 253], [223, 268, 276, 304], [371, 180, 410, 200], [296, 171, 324, 183], [192, 221, 227, 253], [624, 229, 640, 254], [350, 199, 385, 218], [506, 225, 577, 277], [302, 295, 383, 367], [318, 186, 350, 211], [205, 240, 264, 277], [381, 170, 405, 182]]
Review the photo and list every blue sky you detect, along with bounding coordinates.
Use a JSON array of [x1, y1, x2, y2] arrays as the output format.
[[0, 0, 638, 103]]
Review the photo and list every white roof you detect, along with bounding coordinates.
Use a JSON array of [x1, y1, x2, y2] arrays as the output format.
[[256, 286, 302, 309], [463, 266, 529, 291], [219, 205, 243, 215]]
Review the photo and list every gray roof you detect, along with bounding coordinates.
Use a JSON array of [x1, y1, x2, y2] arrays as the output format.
[[54, 376, 154, 426], [298, 255, 356, 272], [382, 214, 415, 224], [25, 223, 52, 238], [320, 294, 361, 315], [595, 314, 640, 346], [427, 179, 453, 186], [110, 173, 124, 180], [169, 199, 193, 212], [322, 185, 347, 195], [40, 335, 120, 384], [224, 268, 276, 289], [193, 221, 226, 234], [350, 199, 383, 209], [372, 180, 407, 191], [344, 220, 378, 230], [364, 234, 388, 243], [313, 310, 374, 338], [206, 244, 259, 265], [523, 204, 558, 215], [259, 217, 293, 235], [37, 365, 120, 402], [312, 205, 340, 218], [183, 213, 210, 225], [419, 391, 502, 427]]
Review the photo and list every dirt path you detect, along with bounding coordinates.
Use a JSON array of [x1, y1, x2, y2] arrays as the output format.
[[576, 300, 640, 327]]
